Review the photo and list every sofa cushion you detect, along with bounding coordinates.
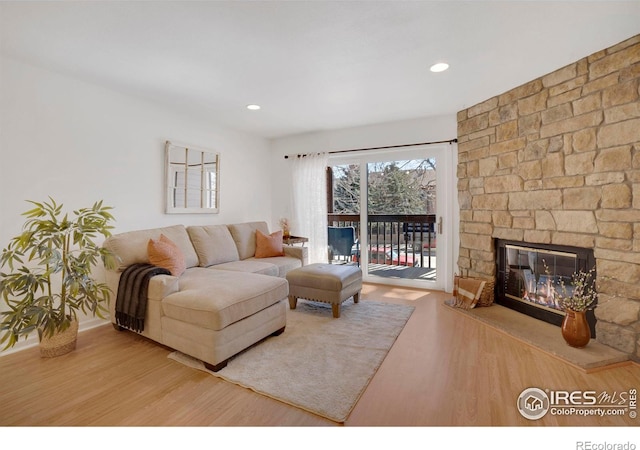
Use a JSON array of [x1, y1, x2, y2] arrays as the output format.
[[255, 229, 285, 258], [210, 260, 279, 277], [161, 268, 288, 331], [187, 225, 240, 267], [227, 222, 270, 260], [247, 256, 302, 278], [148, 234, 187, 276], [104, 224, 199, 271]]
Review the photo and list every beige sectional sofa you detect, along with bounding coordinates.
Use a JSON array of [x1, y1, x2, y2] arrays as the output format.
[[103, 221, 307, 371]]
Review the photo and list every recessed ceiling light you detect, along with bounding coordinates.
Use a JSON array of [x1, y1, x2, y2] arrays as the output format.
[[246, 104, 261, 110], [430, 62, 449, 73]]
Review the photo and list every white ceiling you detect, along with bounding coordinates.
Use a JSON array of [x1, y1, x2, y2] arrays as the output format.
[[1, 1, 639, 139]]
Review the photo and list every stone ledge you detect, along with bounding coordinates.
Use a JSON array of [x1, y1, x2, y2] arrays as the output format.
[[445, 303, 629, 372]]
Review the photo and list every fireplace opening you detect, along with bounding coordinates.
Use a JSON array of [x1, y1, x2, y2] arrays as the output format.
[[495, 239, 597, 337]]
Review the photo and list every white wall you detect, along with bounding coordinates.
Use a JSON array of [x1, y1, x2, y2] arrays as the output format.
[[269, 114, 460, 291], [1, 57, 274, 239], [0, 57, 273, 352]]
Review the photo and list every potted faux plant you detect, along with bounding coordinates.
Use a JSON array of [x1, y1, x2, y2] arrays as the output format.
[[556, 267, 597, 348], [0, 198, 117, 357]]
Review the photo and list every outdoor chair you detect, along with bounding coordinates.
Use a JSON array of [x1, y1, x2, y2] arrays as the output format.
[[328, 226, 357, 264]]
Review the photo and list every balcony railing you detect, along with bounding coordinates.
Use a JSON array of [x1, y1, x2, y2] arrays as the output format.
[[328, 214, 437, 269]]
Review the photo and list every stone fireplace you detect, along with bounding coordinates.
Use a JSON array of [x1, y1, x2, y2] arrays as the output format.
[[456, 34, 640, 361]]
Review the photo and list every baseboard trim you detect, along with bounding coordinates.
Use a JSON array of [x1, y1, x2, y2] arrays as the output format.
[[0, 318, 110, 357]]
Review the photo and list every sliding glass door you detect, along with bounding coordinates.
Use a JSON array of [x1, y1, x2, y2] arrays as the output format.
[[328, 144, 454, 291]]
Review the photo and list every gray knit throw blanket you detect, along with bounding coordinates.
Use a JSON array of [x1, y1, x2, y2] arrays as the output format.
[[115, 263, 171, 332]]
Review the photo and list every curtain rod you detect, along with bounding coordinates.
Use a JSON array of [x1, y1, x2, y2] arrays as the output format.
[[283, 138, 457, 159]]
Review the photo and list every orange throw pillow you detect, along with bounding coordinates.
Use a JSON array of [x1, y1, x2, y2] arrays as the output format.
[[148, 234, 186, 276], [255, 229, 285, 258]]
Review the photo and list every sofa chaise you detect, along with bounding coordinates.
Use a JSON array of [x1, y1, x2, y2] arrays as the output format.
[[103, 221, 307, 371]]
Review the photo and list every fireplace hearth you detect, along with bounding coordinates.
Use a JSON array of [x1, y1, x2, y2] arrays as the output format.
[[495, 240, 597, 338]]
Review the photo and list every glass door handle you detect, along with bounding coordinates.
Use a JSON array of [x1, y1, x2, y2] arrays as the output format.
[[438, 216, 443, 234]]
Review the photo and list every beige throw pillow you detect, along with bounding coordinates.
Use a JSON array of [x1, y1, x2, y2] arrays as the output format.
[[187, 225, 240, 267]]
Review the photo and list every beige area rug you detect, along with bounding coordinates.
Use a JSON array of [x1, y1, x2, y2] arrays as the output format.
[[444, 302, 628, 371], [168, 299, 414, 423]]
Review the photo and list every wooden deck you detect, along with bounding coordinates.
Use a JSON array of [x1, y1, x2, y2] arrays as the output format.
[[368, 263, 436, 280], [330, 260, 437, 281]]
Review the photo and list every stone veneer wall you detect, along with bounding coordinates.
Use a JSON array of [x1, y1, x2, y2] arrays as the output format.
[[456, 34, 640, 360]]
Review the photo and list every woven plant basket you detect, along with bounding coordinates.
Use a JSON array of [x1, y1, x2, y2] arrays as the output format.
[[39, 319, 79, 358]]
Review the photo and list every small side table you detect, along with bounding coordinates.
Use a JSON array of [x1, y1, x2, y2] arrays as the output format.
[[283, 235, 308, 246]]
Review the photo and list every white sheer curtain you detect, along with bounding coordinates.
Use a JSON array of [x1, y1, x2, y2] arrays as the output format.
[[291, 152, 328, 264]]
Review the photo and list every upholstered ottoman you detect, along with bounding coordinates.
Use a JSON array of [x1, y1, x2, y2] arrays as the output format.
[[285, 263, 362, 318]]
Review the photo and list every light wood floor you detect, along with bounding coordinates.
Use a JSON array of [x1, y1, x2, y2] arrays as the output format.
[[1, 283, 638, 427]]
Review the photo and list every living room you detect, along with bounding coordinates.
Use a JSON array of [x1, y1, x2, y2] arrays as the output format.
[[1, 0, 639, 446]]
